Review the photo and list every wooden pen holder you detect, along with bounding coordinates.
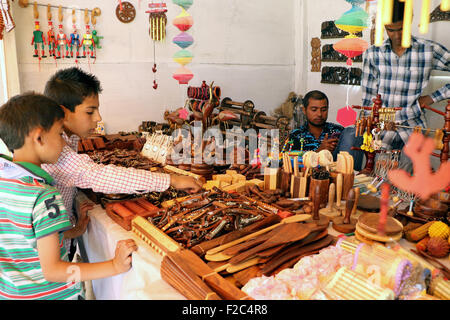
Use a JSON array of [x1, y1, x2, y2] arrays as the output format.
[[330, 172, 354, 201], [264, 167, 282, 190], [280, 171, 292, 194], [309, 178, 329, 206]]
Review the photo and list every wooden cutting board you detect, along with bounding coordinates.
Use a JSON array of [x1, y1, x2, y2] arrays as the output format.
[[357, 212, 403, 235]]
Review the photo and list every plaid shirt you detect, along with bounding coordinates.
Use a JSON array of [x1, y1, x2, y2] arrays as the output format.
[[361, 36, 450, 148], [42, 132, 171, 222]]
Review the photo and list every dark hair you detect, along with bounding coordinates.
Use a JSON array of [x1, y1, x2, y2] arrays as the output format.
[[303, 90, 329, 108], [0, 92, 65, 151], [44, 67, 102, 112], [392, 0, 405, 23]]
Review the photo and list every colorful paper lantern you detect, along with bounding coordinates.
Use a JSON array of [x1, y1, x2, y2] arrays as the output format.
[[173, 49, 193, 66], [173, 66, 193, 84], [335, 6, 369, 37], [173, 32, 194, 49], [173, 0, 193, 10], [173, 8, 193, 32], [333, 37, 369, 65], [173, 1, 194, 85]]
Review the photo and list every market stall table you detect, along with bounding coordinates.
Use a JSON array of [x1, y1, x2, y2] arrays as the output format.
[[81, 203, 185, 300]]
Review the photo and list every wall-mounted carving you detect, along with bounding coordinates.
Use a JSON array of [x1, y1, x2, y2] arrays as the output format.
[[321, 44, 362, 63], [430, 5, 450, 23], [321, 20, 363, 39], [311, 37, 321, 72], [321, 66, 362, 86]]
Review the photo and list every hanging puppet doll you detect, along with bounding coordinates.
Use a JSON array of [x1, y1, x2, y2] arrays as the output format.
[[56, 24, 69, 59], [69, 25, 81, 59], [47, 21, 56, 57], [81, 25, 96, 59]]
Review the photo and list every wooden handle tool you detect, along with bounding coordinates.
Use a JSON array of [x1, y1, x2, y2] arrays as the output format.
[[332, 188, 357, 233]]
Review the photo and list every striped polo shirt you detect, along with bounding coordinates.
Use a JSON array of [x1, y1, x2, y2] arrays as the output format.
[[0, 155, 82, 300]]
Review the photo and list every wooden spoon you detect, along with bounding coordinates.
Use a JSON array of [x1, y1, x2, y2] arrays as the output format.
[[228, 222, 314, 265]]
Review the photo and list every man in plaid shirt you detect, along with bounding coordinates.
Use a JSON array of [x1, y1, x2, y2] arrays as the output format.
[[42, 67, 202, 260], [361, 0, 449, 153]]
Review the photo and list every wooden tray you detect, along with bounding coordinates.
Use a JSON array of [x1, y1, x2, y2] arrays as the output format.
[[105, 198, 161, 231]]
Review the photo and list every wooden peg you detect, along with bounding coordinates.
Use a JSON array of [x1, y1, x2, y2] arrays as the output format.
[[72, 9, 76, 24], [33, 1, 38, 19], [351, 186, 360, 217], [332, 188, 357, 233], [91, 7, 101, 26], [58, 5, 63, 23], [335, 173, 344, 210], [293, 156, 299, 177], [307, 184, 330, 227], [47, 4, 52, 21], [319, 183, 340, 217], [19, 0, 29, 8], [84, 8, 90, 25]]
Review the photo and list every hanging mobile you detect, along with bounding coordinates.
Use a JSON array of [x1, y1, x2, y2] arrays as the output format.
[[146, 1, 168, 90]]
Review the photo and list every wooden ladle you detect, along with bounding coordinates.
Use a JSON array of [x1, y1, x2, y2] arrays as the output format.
[[332, 188, 357, 233]]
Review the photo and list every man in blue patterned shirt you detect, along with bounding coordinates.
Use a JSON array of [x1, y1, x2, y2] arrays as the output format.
[[289, 90, 344, 155], [361, 0, 449, 152]]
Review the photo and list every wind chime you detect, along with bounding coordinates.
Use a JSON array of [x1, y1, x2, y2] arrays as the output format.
[[146, 1, 168, 90], [172, 0, 194, 85], [333, 0, 370, 128], [375, 0, 450, 48]]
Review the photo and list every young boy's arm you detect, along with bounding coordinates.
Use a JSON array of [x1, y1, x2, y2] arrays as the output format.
[[37, 233, 136, 282]]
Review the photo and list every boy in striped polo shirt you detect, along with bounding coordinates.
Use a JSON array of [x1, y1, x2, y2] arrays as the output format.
[[0, 93, 137, 300]]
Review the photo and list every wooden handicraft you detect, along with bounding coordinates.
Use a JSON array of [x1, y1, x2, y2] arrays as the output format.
[[105, 198, 160, 231], [430, 5, 450, 23], [319, 183, 341, 217], [320, 20, 362, 39], [116, 1, 136, 23], [321, 66, 362, 86], [324, 266, 395, 300], [310, 37, 321, 72], [332, 188, 357, 233], [321, 44, 362, 63]]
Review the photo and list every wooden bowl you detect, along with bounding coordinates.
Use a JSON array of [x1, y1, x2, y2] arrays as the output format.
[[414, 198, 448, 217]]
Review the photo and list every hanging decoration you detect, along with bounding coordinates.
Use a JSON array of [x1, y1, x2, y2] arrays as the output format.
[[70, 9, 81, 65], [146, 1, 168, 90], [31, 2, 46, 69], [172, 0, 194, 85], [91, 8, 103, 50], [81, 9, 96, 63], [55, 6, 69, 59], [116, 1, 136, 23], [46, 6, 56, 61], [333, 0, 369, 127], [0, 0, 15, 39]]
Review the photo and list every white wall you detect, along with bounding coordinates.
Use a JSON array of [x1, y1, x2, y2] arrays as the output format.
[[11, 0, 296, 133]]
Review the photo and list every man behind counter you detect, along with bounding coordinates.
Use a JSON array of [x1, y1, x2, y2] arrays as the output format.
[[288, 90, 364, 170], [289, 90, 343, 154]]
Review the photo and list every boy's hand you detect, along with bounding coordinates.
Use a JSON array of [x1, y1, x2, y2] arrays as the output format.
[[112, 239, 137, 274], [317, 134, 338, 152], [170, 175, 203, 194]]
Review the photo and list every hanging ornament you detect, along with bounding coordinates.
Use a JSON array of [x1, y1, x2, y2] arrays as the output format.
[[31, 21, 47, 61], [334, 0, 369, 127], [116, 1, 136, 23], [56, 24, 70, 59], [70, 10, 81, 65], [91, 7, 103, 50], [47, 21, 56, 59], [147, 1, 168, 90], [172, 2, 194, 85], [333, 37, 368, 66], [173, 31, 193, 48], [173, 66, 193, 84]]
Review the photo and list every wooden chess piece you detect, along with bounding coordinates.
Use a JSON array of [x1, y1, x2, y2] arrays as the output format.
[[334, 173, 345, 210], [319, 183, 340, 217], [307, 184, 330, 227], [332, 188, 357, 233]]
